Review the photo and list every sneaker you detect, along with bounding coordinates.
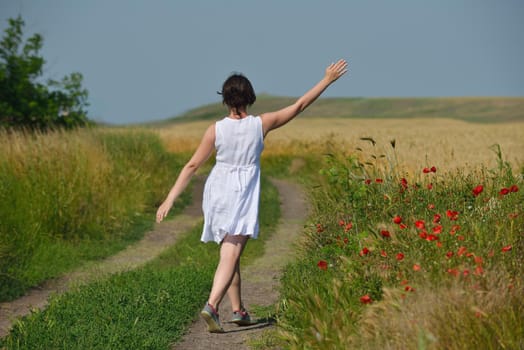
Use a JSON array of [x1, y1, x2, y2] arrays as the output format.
[[231, 309, 252, 326], [200, 303, 224, 333]]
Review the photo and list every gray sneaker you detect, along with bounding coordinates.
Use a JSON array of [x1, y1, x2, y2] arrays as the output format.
[[200, 303, 224, 333], [231, 309, 252, 326]]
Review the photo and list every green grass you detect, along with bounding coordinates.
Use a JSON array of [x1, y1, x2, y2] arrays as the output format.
[[0, 128, 190, 301], [1, 175, 281, 349], [5, 267, 211, 350], [274, 144, 524, 349], [150, 95, 524, 125]]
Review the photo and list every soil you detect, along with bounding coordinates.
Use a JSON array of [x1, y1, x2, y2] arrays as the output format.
[[0, 177, 308, 350]]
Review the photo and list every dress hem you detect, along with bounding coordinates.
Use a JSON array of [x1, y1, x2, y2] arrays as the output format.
[[201, 232, 259, 244]]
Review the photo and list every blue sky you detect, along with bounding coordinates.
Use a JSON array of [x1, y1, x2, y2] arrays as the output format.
[[1, 0, 523, 124]]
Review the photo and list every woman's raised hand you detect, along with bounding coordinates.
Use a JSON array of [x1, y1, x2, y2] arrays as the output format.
[[325, 59, 348, 83]]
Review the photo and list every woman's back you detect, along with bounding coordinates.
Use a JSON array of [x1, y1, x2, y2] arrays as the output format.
[[215, 115, 264, 167]]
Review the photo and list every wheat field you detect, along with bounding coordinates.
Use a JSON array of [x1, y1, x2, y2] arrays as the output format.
[[156, 118, 524, 172]]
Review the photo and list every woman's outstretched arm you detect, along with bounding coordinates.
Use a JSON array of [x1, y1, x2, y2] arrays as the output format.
[[260, 59, 348, 136], [156, 124, 215, 223]]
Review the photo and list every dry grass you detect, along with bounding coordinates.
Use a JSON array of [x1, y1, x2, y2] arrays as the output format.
[[354, 272, 524, 350], [155, 118, 524, 173]]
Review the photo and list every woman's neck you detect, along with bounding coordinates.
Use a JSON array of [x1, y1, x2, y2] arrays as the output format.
[[228, 109, 248, 119]]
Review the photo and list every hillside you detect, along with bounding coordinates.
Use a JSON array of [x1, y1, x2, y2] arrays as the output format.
[[158, 95, 524, 125]]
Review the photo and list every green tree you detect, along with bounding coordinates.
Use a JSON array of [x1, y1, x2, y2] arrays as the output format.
[[0, 16, 90, 130]]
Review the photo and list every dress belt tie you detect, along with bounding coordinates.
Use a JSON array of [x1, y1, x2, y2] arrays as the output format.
[[216, 162, 255, 192]]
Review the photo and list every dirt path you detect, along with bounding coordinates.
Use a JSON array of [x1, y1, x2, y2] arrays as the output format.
[[173, 178, 308, 350], [0, 177, 205, 338]]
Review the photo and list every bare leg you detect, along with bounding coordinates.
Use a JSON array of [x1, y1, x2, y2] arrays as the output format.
[[207, 235, 248, 311], [227, 261, 242, 312]]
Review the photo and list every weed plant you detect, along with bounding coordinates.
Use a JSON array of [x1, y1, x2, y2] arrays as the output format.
[[0, 128, 189, 301], [277, 140, 523, 349]]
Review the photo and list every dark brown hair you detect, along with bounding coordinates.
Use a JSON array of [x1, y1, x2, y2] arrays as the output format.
[[218, 73, 256, 113]]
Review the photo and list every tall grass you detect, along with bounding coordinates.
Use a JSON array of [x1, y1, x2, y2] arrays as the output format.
[[0, 128, 189, 301], [276, 140, 523, 349]]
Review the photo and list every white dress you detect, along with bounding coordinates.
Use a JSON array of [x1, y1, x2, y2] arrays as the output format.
[[201, 115, 265, 244]]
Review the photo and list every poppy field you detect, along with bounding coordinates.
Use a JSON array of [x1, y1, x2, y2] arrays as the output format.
[[274, 138, 523, 349]]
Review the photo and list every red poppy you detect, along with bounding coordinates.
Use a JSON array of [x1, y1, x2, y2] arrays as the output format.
[[317, 260, 328, 270], [427, 183, 433, 190], [472, 185, 483, 197], [393, 215, 402, 224], [510, 184, 519, 192], [433, 214, 441, 223], [399, 223, 408, 229], [360, 294, 372, 304], [447, 268, 459, 277], [463, 269, 470, 277], [457, 235, 465, 241], [413, 264, 421, 271], [433, 225, 443, 234], [338, 219, 345, 227], [400, 178, 408, 190], [446, 251, 454, 259], [316, 224, 324, 233], [396, 253, 405, 261], [430, 166, 437, 173], [381, 230, 391, 238], [446, 210, 459, 221], [501, 245, 512, 252], [375, 178, 383, 183], [450, 225, 461, 235], [343, 237, 349, 245], [365, 179, 372, 185], [428, 203, 435, 210], [400, 279, 409, 285], [474, 266, 484, 275], [499, 188, 510, 196], [436, 241, 443, 248], [419, 231, 428, 239], [404, 285, 415, 292], [380, 249, 387, 257], [415, 220, 425, 229], [474, 256, 483, 265], [359, 247, 370, 256], [423, 167, 431, 174], [457, 246, 467, 257], [344, 222, 353, 232], [426, 234, 438, 241]]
